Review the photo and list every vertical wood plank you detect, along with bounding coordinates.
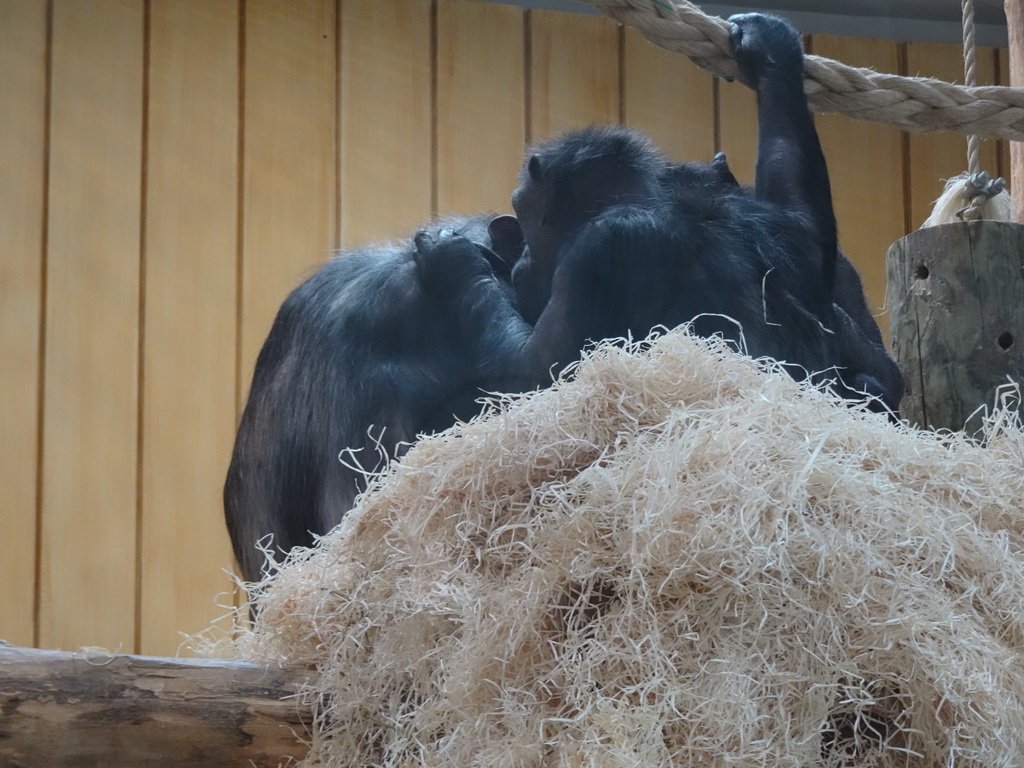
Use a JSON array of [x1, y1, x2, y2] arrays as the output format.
[[905, 42, 1000, 229], [1007, 0, 1024, 222], [339, 0, 431, 247], [436, 0, 525, 217], [623, 27, 715, 164], [998, 45, 1014, 202], [0, 0, 47, 649], [240, 0, 337, 401], [529, 9, 620, 141], [41, 0, 144, 651], [809, 35, 905, 338], [140, 0, 240, 657], [716, 77, 759, 186]]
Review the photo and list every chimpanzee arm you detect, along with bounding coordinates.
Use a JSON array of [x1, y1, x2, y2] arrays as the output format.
[[413, 227, 633, 389], [730, 13, 837, 296], [831, 305, 905, 415], [833, 249, 884, 347], [413, 231, 543, 385]]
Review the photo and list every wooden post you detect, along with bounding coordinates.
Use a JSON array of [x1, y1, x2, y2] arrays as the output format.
[[886, 221, 1024, 433], [1007, 0, 1024, 223], [0, 643, 311, 767]]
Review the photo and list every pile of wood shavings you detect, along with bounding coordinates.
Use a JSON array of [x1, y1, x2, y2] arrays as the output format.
[[225, 328, 1024, 767]]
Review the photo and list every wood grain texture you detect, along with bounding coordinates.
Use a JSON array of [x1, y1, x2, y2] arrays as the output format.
[[437, 0, 525, 217], [40, 0, 144, 652], [809, 35, 905, 340], [886, 222, 1024, 433], [1007, 0, 1024, 222], [905, 42, 1000, 229], [140, 0, 241, 657], [0, 0, 46, 649], [998, 45, 1012, 188], [716, 76, 759, 186], [529, 8, 620, 141], [623, 27, 715, 165], [0, 643, 311, 767], [7, 0, 1019, 657], [240, 0, 337, 403], [339, 0, 431, 247]]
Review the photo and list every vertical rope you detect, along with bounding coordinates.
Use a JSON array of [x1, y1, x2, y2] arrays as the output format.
[[961, 0, 986, 219], [962, 0, 981, 177]]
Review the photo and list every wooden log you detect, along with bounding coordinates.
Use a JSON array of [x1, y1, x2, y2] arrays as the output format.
[[0, 642, 311, 767], [886, 221, 1024, 433]]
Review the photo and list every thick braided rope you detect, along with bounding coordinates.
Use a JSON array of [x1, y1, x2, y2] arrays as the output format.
[[582, 0, 1024, 142]]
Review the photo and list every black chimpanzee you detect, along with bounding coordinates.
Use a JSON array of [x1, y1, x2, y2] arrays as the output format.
[[226, 12, 903, 584], [418, 12, 903, 412], [224, 215, 528, 583], [704, 148, 900, 408]]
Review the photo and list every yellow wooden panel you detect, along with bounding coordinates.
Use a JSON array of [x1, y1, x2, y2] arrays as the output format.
[[437, 0, 525, 217], [716, 35, 812, 190], [140, 0, 240, 657], [998, 48, 1011, 189], [41, 0, 144, 652], [623, 27, 715, 164], [716, 77, 759, 186], [0, 0, 46, 649], [529, 9, 620, 141], [906, 42, 999, 229], [809, 35, 905, 336], [339, 0, 431, 247], [241, 0, 337, 400]]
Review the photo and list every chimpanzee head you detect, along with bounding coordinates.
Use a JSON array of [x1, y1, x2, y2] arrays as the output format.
[[510, 126, 663, 321], [513, 126, 662, 264]]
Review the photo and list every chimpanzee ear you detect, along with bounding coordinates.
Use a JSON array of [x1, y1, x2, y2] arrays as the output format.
[[711, 151, 740, 187], [487, 214, 525, 268], [527, 155, 543, 182]]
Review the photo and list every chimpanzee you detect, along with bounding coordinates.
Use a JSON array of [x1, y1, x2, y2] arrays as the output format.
[[706, 142, 898, 407], [699, 150, 901, 408], [226, 12, 903, 584], [419, 12, 902, 412], [224, 215, 528, 583]]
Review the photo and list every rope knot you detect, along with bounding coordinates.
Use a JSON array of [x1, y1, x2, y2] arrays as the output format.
[[957, 171, 1007, 221]]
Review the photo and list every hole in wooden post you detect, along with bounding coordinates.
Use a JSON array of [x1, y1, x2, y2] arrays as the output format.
[[913, 264, 929, 280], [998, 332, 1013, 350]]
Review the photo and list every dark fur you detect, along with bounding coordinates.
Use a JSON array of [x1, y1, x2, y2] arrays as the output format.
[[425, 13, 902, 412], [224, 216, 527, 583], [225, 14, 903, 582]]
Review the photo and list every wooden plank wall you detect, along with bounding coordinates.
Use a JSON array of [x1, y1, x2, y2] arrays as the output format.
[[0, 0, 1008, 656]]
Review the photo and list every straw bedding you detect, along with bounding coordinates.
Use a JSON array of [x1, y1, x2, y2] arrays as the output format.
[[221, 328, 1024, 767]]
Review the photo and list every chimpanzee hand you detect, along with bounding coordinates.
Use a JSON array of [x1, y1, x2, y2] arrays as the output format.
[[413, 230, 496, 296], [729, 13, 804, 88]]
